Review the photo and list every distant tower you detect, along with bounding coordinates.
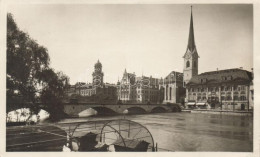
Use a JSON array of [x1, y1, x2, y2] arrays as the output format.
[[92, 60, 104, 86], [183, 6, 199, 86]]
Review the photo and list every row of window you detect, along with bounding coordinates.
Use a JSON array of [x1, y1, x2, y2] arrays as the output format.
[[120, 95, 158, 100], [189, 85, 246, 92], [189, 91, 246, 96], [189, 96, 247, 101]]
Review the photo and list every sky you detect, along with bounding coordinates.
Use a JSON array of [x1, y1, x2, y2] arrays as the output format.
[[7, 4, 253, 84]]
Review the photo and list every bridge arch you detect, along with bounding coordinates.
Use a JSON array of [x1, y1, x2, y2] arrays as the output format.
[[78, 107, 117, 117], [124, 106, 147, 115], [150, 106, 167, 113]]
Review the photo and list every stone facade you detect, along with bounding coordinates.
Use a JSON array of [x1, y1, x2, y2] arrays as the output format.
[[186, 69, 253, 110], [159, 71, 186, 104], [117, 69, 161, 103]]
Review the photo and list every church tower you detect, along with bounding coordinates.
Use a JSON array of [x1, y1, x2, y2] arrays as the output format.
[[183, 6, 199, 86], [92, 60, 104, 87]]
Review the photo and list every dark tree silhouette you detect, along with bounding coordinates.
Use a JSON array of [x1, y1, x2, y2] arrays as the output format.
[[7, 13, 69, 121]]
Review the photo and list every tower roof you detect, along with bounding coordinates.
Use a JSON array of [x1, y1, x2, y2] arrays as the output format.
[[187, 6, 196, 52], [95, 59, 102, 68]]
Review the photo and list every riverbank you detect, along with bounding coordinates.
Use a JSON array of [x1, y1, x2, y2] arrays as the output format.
[[182, 109, 253, 116]]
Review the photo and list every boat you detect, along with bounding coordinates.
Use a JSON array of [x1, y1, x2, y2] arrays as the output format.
[[6, 119, 155, 152]]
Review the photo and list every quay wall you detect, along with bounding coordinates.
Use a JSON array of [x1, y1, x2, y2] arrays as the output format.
[[189, 110, 253, 116]]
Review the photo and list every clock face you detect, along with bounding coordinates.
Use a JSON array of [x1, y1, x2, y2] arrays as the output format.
[[96, 68, 101, 71], [186, 53, 191, 59]]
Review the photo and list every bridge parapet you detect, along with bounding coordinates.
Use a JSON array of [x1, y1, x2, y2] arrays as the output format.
[[63, 103, 181, 117]]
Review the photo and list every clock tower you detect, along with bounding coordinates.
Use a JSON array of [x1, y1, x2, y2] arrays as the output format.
[[183, 6, 199, 86], [92, 60, 104, 87]]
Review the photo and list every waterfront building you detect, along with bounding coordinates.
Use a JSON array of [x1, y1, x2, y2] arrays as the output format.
[[186, 68, 253, 110], [117, 69, 161, 103]]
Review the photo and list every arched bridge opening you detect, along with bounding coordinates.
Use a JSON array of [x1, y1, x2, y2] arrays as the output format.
[[78, 107, 117, 117], [151, 107, 167, 113], [124, 107, 146, 115]]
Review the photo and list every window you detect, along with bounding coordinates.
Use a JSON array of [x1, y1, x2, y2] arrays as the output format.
[[194, 61, 197, 67], [169, 87, 172, 100], [227, 86, 231, 91], [186, 61, 190, 68], [202, 93, 207, 100], [233, 96, 238, 100], [240, 91, 246, 94], [240, 96, 247, 100], [227, 76, 233, 80], [226, 95, 232, 100]]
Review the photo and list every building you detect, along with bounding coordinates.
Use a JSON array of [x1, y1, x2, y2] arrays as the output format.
[[186, 68, 253, 110], [159, 71, 186, 104], [117, 69, 161, 103], [183, 7, 253, 110], [66, 60, 117, 102]]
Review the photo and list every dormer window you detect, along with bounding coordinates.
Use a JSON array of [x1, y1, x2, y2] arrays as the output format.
[[227, 76, 233, 80], [201, 78, 207, 83]]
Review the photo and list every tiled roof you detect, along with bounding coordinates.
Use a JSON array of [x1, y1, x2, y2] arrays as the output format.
[[187, 7, 196, 52], [187, 68, 253, 86], [159, 71, 183, 84]]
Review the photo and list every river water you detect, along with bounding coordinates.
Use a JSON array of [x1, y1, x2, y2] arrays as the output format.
[[60, 112, 253, 152]]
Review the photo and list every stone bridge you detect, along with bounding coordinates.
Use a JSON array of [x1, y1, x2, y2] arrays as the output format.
[[63, 103, 182, 117]]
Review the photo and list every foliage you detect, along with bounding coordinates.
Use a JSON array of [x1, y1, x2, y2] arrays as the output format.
[[7, 13, 69, 121]]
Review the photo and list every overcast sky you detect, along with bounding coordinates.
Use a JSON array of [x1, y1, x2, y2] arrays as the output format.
[[8, 4, 253, 84]]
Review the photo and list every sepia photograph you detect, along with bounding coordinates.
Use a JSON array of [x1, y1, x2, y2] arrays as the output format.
[[2, 1, 258, 155]]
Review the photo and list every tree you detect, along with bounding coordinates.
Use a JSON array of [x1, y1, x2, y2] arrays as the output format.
[[7, 13, 70, 121], [7, 13, 50, 111], [39, 69, 69, 120]]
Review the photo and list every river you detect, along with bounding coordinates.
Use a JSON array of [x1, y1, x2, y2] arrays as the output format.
[[59, 112, 253, 152]]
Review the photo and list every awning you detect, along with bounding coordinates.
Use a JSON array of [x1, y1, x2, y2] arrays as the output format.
[[196, 103, 206, 106], [187, 102, 195, 105]]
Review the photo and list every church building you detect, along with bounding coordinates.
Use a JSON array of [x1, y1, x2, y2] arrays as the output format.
[[183, 7, 254, 110]]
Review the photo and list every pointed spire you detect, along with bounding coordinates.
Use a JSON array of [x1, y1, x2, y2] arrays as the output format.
[[124, 68, 127, 73], [187, 5, 196, 52]]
